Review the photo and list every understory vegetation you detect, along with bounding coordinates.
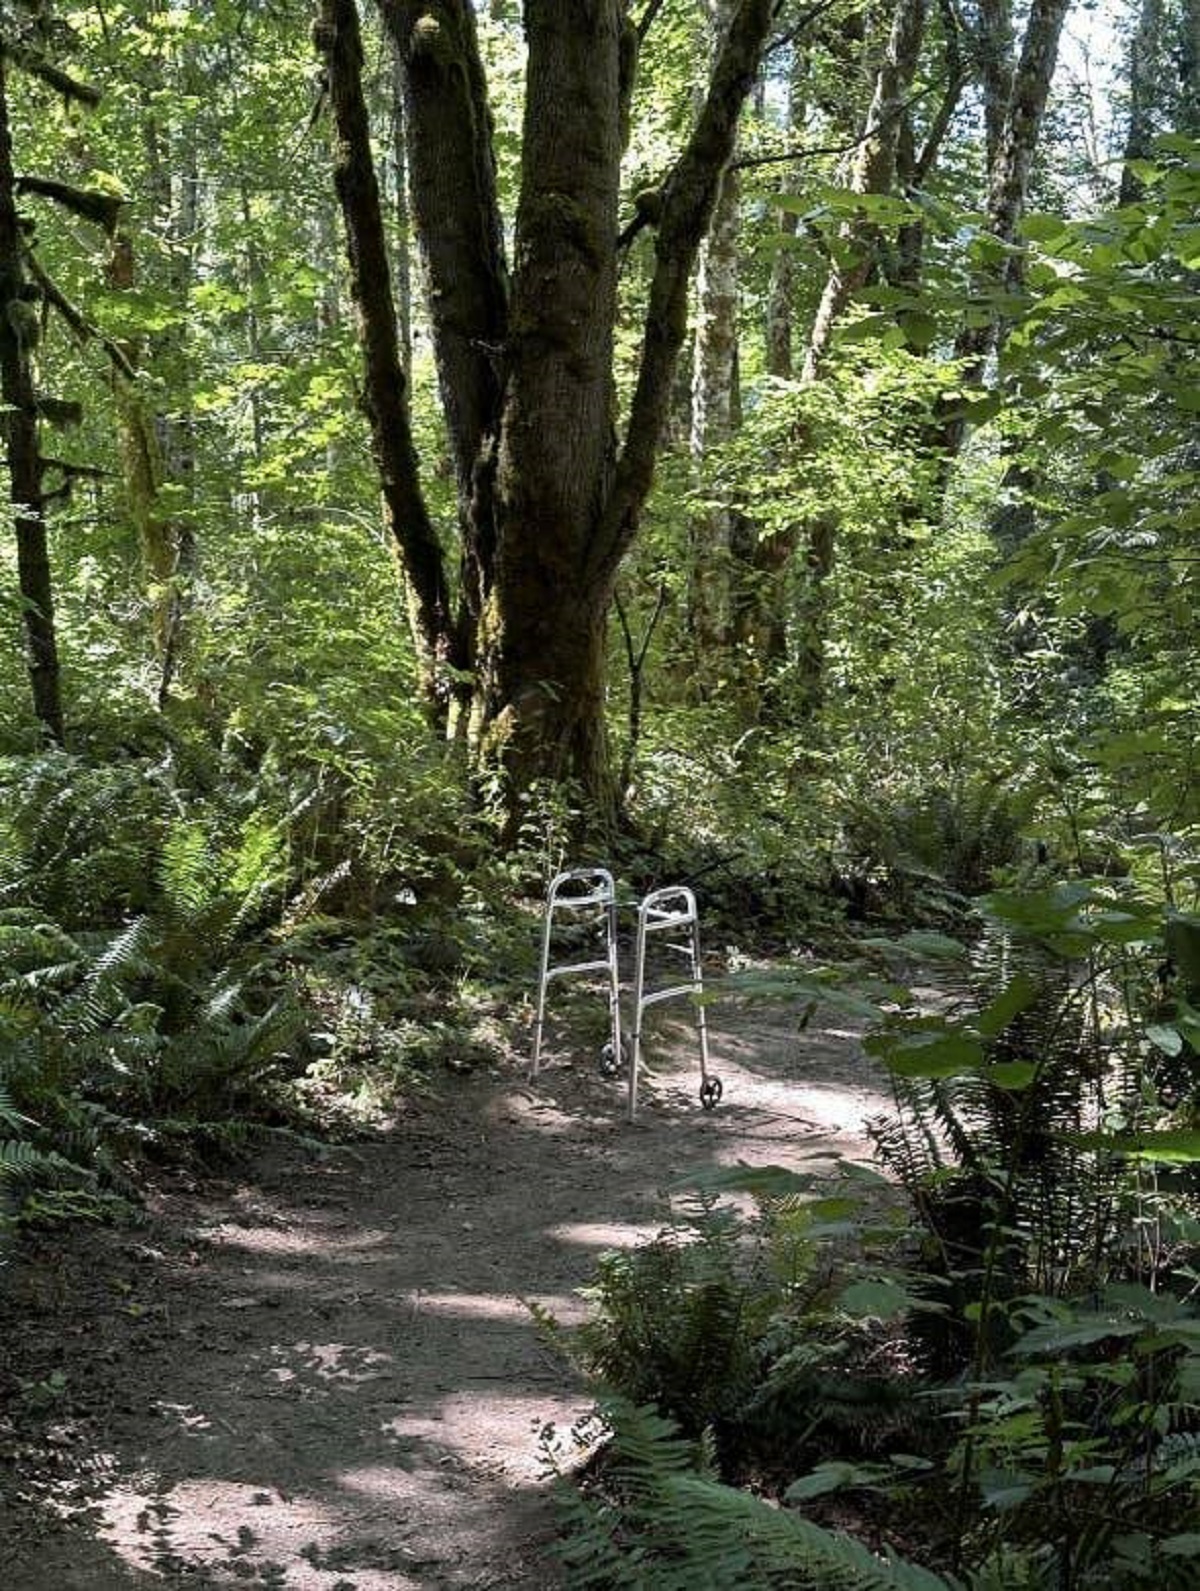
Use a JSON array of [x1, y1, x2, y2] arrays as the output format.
[[544, 896, 1200, 1587], [0, 0, 1197, 1582]]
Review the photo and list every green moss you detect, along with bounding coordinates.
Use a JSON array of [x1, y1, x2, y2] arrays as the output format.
[[527, 190, 609, 270]]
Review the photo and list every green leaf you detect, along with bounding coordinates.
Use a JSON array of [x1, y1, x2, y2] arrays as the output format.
[[1014, 1316, 1142, 1354], [1066, 1129, 1200, 1164], [1166, 915, 1200, 986], [785, 1461, 865, 1500], [985, 1060, 1038, 1091], [1020, 212, 1069, 243], [869, 1026, 985, 1079], [975, 972, 1040, 1039], [862, 930, 967, 961], [1066, 1465, 1116, 1484], [839, 1279, 914, 1320], [1162, 1535, 1200, 1559], [979, 1469, 1034, 1510], [1146, 1024, 1184, 1057], [898, 310, 938, 351]]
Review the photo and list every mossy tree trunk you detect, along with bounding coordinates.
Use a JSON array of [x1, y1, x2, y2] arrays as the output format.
[[317, 0, 460, 724], [687, 0, 742, 691], [0, 56, 64, 745], [324, 0, 776, 823]]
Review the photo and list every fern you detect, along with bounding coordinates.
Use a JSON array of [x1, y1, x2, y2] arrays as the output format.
[[0, 1137, 91, 1186], [555, 1399, 962, 1590], [572, 1198, 773, 1463]]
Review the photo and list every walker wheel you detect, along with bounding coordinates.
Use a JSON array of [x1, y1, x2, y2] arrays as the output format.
[[699, 1077, 723, 1110], [599, 1039, 626, 1078]]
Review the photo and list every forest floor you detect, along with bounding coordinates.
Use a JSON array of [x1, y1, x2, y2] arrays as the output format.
[[0, 983, 895, 1590]]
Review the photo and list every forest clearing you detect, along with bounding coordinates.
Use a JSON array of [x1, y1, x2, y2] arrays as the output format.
[[1, 0, 1197, 1585]]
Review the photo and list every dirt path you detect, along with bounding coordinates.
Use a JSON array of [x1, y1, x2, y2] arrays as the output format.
[[0, 998, 891, 1589]]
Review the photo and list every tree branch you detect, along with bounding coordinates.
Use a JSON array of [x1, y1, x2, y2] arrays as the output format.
[[24, 251, 137, 380], [316, 0, 456, 717], [636, 0, 669, 43], [764, 0, 841, 57], [593, 0, 775, 587], [15, 174, 123, 233], [730, 79, 941, 171], [0, 39, 101, 107]]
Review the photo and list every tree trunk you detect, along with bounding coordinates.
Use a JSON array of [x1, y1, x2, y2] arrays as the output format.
[[317, 0, 458, 721], [730, 40, 808, 688], [106, 233, 176, 674], [475, 0, 625, 801], [975, 0, 1014, 177], [688, 0, 742, 684], [802, 0, 927, 382], [764, 43, 806, 383], [1119, 0, 1166, 205], [380, 0, 509, 641], [1183, 0, 1200, 131], [0, 57, 64, 744], [942, 0, 1070, 453], [380, 0, 774, 817], [892, 0, 966, 292], [776, 0, 927, 721], [141, 75, 199, 708], [388, 39, 413, 376]]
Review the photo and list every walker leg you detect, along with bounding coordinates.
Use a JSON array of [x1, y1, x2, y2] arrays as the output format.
[[627, 907, 647, 1122], [693, 919, 711, 1083], [606, 896, 624, 1074], [531, 904, 554, 1077], [693, 918, 722, 1109]]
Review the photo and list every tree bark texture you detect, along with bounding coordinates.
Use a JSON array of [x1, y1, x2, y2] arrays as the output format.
[[0, 56, 64, 744], [974, 0, 1014, 177], [729, 40, 809, 691], [751, 0, 927, 723], [138, 57, 202, 709], [688, 0, 742, 681], [764, 44, 807, 383], [106, 233, 177, 676], [893, 0, 966, 291], [372, 0, 774, 815], [479, 0, 626, 794], [318, 0, 458, 720], [1184, 0, 1200, 131], [380, 0, 508, 627], [1119, 0, 1166, 204], [388, 41, 413, 376]]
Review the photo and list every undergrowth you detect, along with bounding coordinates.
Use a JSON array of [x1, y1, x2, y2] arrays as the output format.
[[550, 878, 1200, 1589]]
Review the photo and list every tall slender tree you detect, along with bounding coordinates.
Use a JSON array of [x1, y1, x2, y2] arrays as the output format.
[[0, 7, 105, 743], [688, 0, 743, 684], [0, 47, 62, 743]]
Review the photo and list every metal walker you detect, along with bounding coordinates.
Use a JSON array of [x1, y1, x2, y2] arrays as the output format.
[[531, 868, 624, 1078], [627, 884, 720, 1122]]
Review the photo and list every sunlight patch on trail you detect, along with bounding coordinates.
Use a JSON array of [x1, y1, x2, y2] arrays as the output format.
[[545, 1218, 664, 1250]]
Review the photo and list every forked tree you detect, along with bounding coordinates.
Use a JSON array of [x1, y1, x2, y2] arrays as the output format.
[[316, 0, 776, 823]]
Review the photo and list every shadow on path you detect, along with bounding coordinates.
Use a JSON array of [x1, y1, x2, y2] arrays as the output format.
[[0, 1000, 889, 1588]]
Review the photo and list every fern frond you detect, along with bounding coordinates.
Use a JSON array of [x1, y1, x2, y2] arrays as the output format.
[[0, 1138, 88, 1185], [557, 1399, 962, 1590]]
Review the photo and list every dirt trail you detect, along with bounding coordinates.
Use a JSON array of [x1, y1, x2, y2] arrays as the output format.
[[0, 998, 891, 1589]]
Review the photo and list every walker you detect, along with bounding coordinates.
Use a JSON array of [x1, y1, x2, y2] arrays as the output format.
[[627, 884, 720, 1122], [531, 868, 624, 1078]]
